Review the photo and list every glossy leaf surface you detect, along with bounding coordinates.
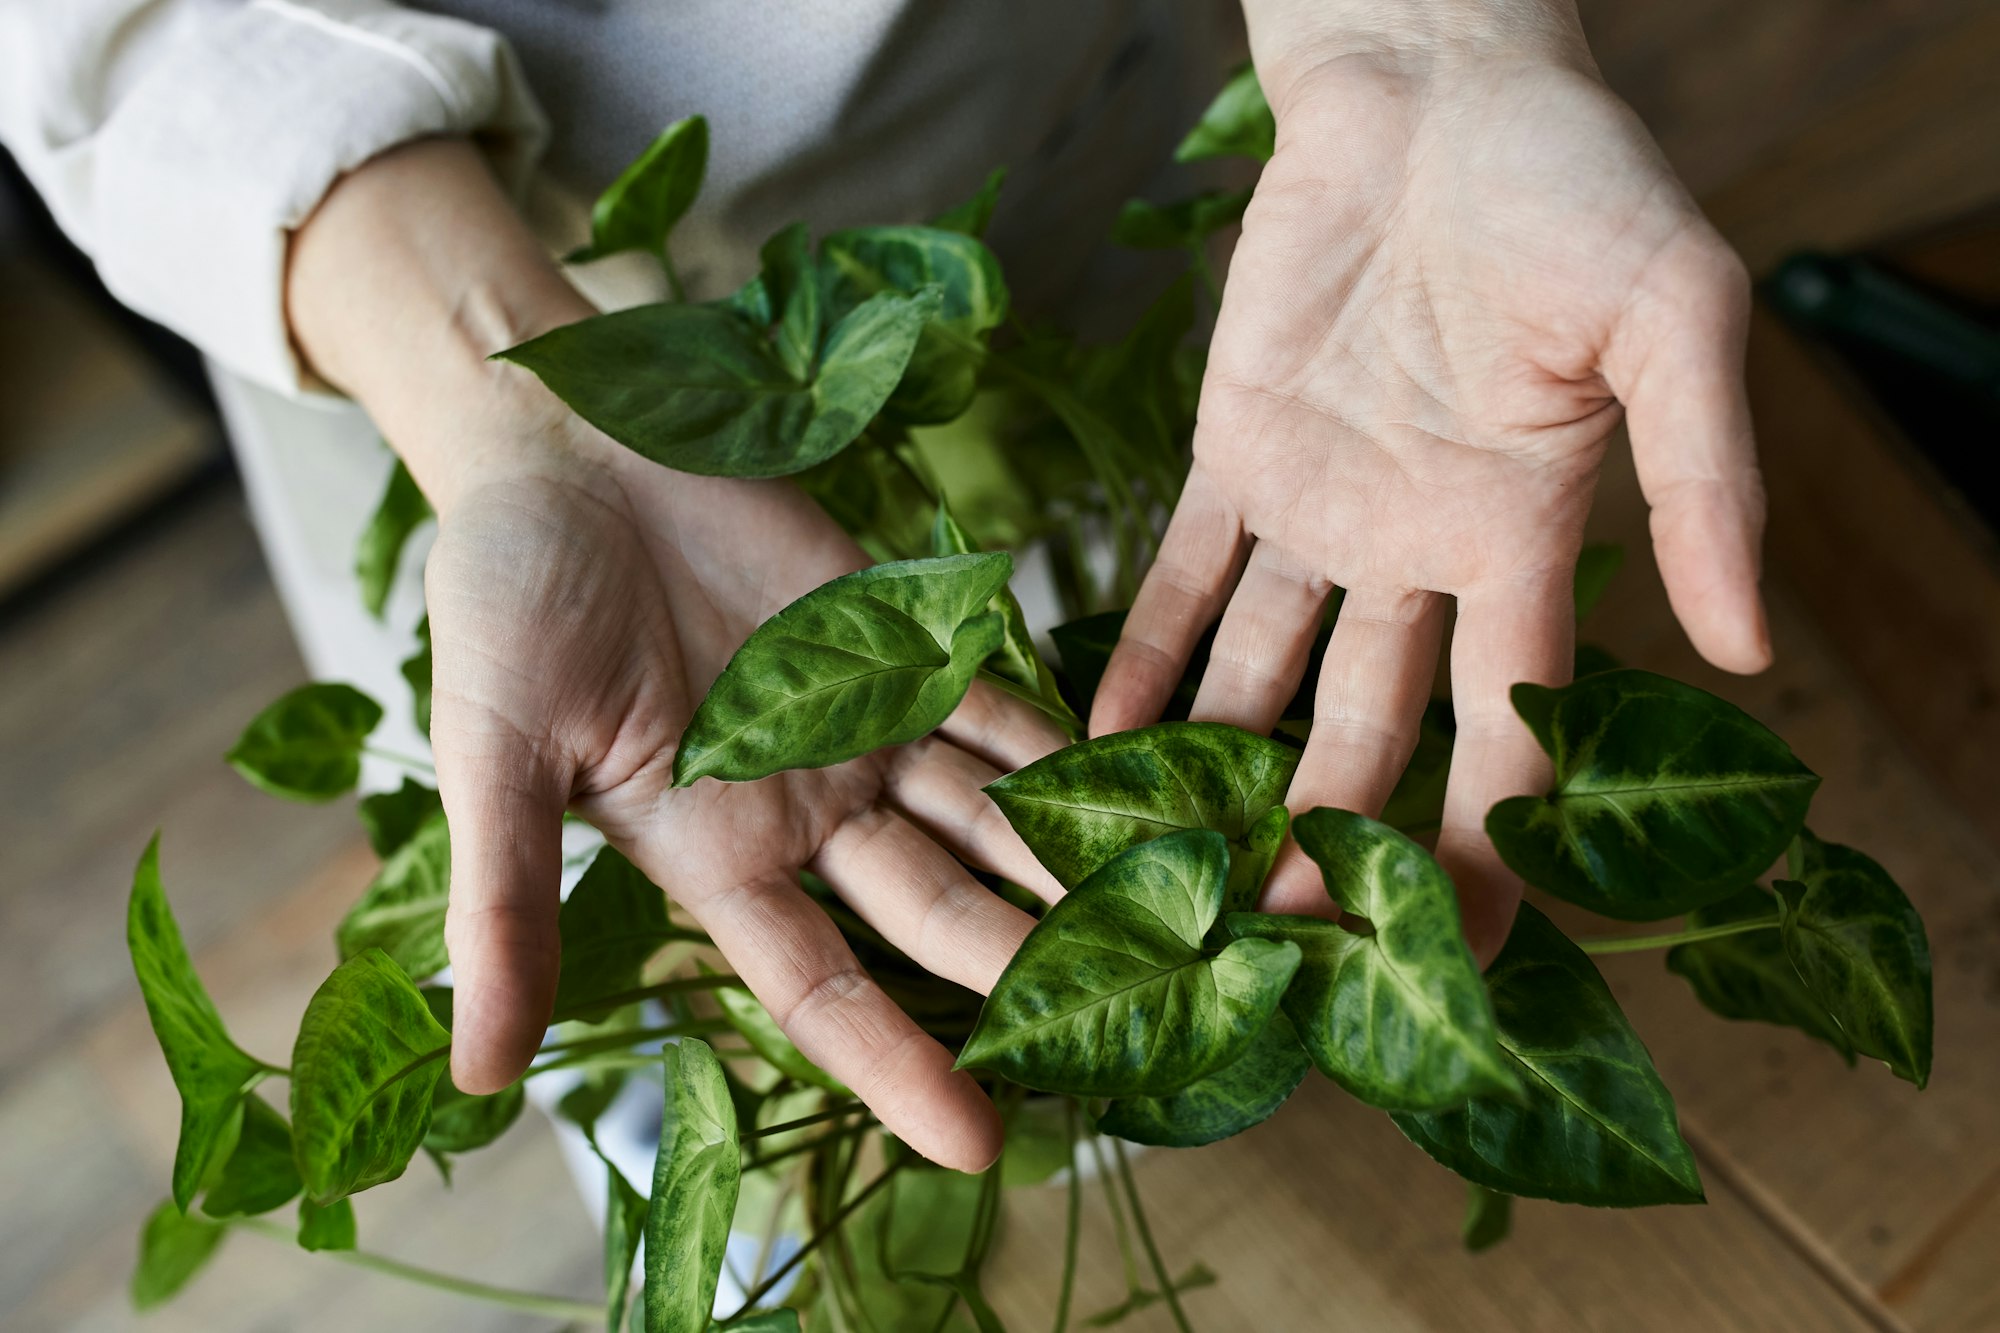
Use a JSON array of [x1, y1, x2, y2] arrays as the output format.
[[355, 458, 430, 620], [567, 116, 708, 263], [357, 777, 443, 858], [131, 1200, 226, 1310], [200, 1094, 301, 1218], [1776, 832, 1933, 1087], [1665, 887, 1852, 1060], [1486, 670, 1819, 919], [424, 1078, 525, 1154], [498, 289, 936, 479], [336, 810, 450, 978], [1231, 809, 1518, 1111], [554, 847, 697, 1018], [956, 830, 1300, 1096], [985, 721, 1298, 891], [1175, 63, 1275, 162], [674, 553, 1011, 784], [128, 836, 270, 1210], [1392, 905, 1703, 1207], [644, 1039, 741, 1333], [291, 949, 450, 1203], [226, 683, 383, 802], [931, 498, 1076, 730], [1097, 1012, 1309, 1147]]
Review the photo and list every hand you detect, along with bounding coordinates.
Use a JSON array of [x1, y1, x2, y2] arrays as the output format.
[[1095, 5, 1771, 960], [287, 137, 1065, 1170]]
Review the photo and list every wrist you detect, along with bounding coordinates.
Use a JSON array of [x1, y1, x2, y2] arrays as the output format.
[[1241, 0, 1593, 109]]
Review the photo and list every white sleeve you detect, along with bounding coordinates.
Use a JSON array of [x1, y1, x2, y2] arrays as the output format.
[[0, 0, 549, 395]]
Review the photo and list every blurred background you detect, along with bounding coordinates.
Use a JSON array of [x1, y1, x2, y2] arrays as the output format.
[[3, 2, 1998, 1330]]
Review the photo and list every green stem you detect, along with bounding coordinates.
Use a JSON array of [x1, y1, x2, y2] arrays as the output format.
[[536, 1018, 732, 1060], [1579, 918, 1778, 955], [233, 1218, 601, 1321], [747, 1103, 871, 1140], [1112, 1140, 1193, 1333], [1053, 1100, 1081, 1333], [1087, 1130, 1141, 1295], [731, 1158, 908, 1318], [883, 437, 940, 504], [363, 745, 435, 775], [742, 1120, 876, 1173], [549, 973, 746, 1023], [662, 246, 688, 303]]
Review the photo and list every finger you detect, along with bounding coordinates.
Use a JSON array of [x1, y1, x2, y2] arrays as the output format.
[[813, 806, 1037, 993], [686, 873, 1004, 1171], [1260, 587, 1448, 916], [937, 677, 1069, 774], [1438, 572, 1574, 965], [1091, 470, 1248, 736], [1607, 231, 1772, 674], [883, 739, 1066, 903], [1188, 539, 1333, 733], [434, 715, 571, 1095]]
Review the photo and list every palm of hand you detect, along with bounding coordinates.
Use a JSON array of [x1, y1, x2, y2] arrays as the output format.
[[425, 435, 1059, 1169], [1098, 56, 1770, 957]]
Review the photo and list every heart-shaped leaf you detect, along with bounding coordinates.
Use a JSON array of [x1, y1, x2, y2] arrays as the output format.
[[931, 167, 1006, 237], [424, 1078, 525, 1155], [131, 1200, 227, 1310], [955, 829, 1300, 1097], [297, 1197, 357, 1252], [931, 498, 1078, 732], [498, 287, 938, 479], [357, 777, 443, 858], [1097, 1012, 1309, 1147], [199, 1094, 301, 1218], [710, 967, 847, 1093], [128, 836, 273, 1210], [674, 553, 1011, 784], [645, 1039, 740, 1333], [226, 683, 383, 802], [567, 116, 708, 264], [554, 847, 701, 1019], [1231, 808, 1519, 1111], [291, 949, 450, 1203], [1775, 831, 1932, 1087], [1665, 886, 1854, 1062], [984, 721, 1298, 893], [336, 810, 451, 978], [355, 457, 431, 620], [1174, 63, 1275, 163], [1485, 669, 1819, 919], [1392, 904, 1703, 1207]]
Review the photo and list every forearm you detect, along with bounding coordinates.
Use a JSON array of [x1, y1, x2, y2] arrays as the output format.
[[286, 137, 593, 515], [1239, 0, 1593, 104]]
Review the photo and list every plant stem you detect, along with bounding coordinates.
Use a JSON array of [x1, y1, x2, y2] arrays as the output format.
[[363, 745, 435, 775], [883, 437, 939, 504], [549, 973, 746, 1023], [536, 1018, 733, 1060], [730, 1158, 908, 1318], [1112, 1140, 1194, 1333], [747, 1103, 871, 1140], [1086, 1131, 1141, 1295], [662, 246, 687, 303], [1579, 918, 1778, 955], [742, 1120, 875, 1173], [1053, 1099, 1081, 1333], [233, 1218, 601, 1321]]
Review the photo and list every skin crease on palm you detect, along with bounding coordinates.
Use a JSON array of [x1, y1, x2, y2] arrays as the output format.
[[284, 0, 1769, 1173]]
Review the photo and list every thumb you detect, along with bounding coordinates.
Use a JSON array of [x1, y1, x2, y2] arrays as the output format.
[[435, 713, 570, 1095]]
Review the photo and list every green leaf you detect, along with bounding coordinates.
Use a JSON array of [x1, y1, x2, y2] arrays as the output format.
[[1378, 701, 1453, 836], [716, 1312, 803, 1332], [956, 830, 1300, 1096], [1110, 189, 1252, 250], [1573, 542, 1624, 621], [710, 967, 848, 1093], [226, 683, 383, 802], [1665, 887, 1853, 1061], [336, 810, 451, 978], [1574, 642, 1622, 679], [128, 835, 271, 1211], [553, 847, 698, 1018], [1231, 809, 1520, 1111], [1485, 669, 1820, 920], [1175, 63, 1275, 163], [131, 1199, 227, 1310], [1048, 609, 1137, 714], [291, 948, 451, 1204], [200, 1094, 301, 1218], [357, 778, 443, 858], [497, 289, 938, 479], [931, 498, 1079, 732], [820, 225, 1009, 424], [567, 116, 709, 264], [355, 458, 431, 620], [931, 167, 1006, 237], [1774, 832, 1933, 1087], [760, 222, 821, 381], [1461, 1185, 1512, 1253], [674, 553, 1011, 784], [645, 1039, 741, 1333], [602, 1151, 647, 1333], [557, 1066, 631, 1139], [424, 1078, 525, 1154], [1392, 904, 1703, 1207], [403, 615, 432, 737], [297, 1196, 358, 1252], [1097, 1011, 1309, 1147], [984, 720, 1298, 891]]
